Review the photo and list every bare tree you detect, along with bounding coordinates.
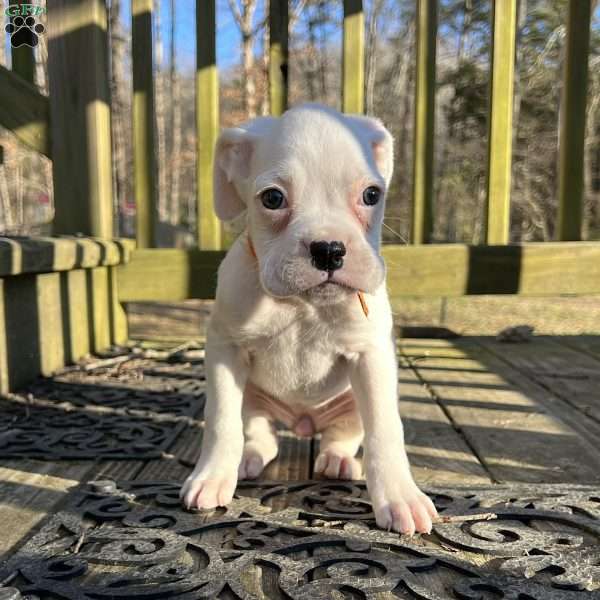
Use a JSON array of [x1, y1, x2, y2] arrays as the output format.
[[365, 0, 385, 115], [228, 0, 262, 117]]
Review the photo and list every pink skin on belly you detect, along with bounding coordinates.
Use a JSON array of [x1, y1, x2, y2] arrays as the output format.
[[243, 381, 357, 437]]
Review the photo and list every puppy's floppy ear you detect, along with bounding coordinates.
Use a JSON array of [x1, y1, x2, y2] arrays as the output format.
[[213, 127, 256, 221], [346, 115, 394, 184]]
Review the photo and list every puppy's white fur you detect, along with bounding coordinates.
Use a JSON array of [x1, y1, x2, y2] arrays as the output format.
[[180, 104, 437, 534]]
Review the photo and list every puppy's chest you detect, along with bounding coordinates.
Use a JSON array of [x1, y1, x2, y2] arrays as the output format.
[[240, 314, 346, 399]]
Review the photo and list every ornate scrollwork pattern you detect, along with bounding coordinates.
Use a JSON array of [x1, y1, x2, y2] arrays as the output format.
[[1, 481, 598, 598], [0, 356, 205, 459]]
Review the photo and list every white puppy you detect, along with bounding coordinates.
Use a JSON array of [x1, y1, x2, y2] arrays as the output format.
[[180, 104, 438, 534]]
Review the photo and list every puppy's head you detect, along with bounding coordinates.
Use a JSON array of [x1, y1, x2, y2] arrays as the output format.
[[214, 104, 393, 304]]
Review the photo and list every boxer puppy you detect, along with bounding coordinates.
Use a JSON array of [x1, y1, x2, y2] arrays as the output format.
[[180, 104, 437, 534]]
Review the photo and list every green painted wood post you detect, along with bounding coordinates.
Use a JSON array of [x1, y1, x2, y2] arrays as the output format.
[[411, 0, 437, 245], [132, 0, 157, 248], [47, 0, 114, 238], [269, 0, 288, 116], [196, 0, 221, 250], [8, 0, 36, 84], [485, 0, 517, 245], [342, 0, 364, 114], [557, 0, 592, 241]]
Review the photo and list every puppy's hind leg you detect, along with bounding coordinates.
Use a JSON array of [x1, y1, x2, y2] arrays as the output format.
[[313, 395, 364, 481], [238, 404, 279, 480]]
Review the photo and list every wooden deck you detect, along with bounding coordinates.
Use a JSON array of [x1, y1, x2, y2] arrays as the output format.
[[0, 334, 599, 597]]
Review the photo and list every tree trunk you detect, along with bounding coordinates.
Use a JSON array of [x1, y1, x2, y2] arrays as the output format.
[[242, 32, 257, 117], [365, 0, 384, 115]]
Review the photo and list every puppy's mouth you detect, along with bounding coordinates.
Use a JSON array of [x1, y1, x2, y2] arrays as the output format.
[[305, 276, 357, 298]]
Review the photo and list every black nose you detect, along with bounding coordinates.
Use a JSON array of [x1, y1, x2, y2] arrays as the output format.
[[310, 240, 346, 272]]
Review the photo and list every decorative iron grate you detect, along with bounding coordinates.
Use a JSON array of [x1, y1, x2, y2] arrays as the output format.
[[1, 480, 598, 598]]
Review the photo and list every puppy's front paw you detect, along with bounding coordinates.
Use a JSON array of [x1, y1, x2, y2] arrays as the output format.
[[180, 468, 237, 510], [314, 449, 362, 480], [371, 483, 438, 535]]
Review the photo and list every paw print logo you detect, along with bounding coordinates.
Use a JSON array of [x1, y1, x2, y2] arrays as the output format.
[[5, 16, 45, 48]]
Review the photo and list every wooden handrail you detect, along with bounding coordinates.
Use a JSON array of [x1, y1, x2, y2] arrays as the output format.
[[117, 242, 600, 302], [2, 0, 593, 254]]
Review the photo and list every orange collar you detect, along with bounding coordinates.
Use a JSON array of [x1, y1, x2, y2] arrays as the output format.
[[246, 234, 368, 318]]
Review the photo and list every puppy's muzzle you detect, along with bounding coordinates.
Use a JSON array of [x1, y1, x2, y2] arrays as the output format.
[[310, 240, 346, 272]]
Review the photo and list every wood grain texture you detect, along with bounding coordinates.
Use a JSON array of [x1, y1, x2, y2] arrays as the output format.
[[117, 248, 225, 301], [557, 0, 592, 241], [0, 65, 50, 155], [0, 236, 132, 277], [486, 0, 517, 244], [196, 0, 221, 250], [399, 363, 490, 485], [118, 242, 600, 301], [342, 0, 364, 114], [477, 335, 600, 424], [0, 459, 96, 559], [47, 0, 113, 238], [132, 0, 158, 249], [411, 0, 437, 245], [401, 338, 600, 484], [473, 336, 600, 454]]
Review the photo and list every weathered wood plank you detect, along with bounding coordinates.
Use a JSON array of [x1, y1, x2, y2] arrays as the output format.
[[473, 336, 600, 453], [342, 0, 364, 114], [411, 0, 437, 245], [108, 267, 128, 346], [88, 266, 111, 353], [47, 0, 114, 238], [0, 460, 96, 558], [118, 243, 600, 302], [476, 335, 600, 424], [486, 0, 517, 244], [269, 0, 289, 116], [263, 430, 311, 481], [196, 0, 221, 250], [557, 0, 592, 241], [0, 65, 50, 155], [399, 362, 491, 485], [117, 249, 225, 301], [558, 334, 600, 362], [0, 237, 133, 277], [132, 0, 158, 248], [401, 338, 600, 484]]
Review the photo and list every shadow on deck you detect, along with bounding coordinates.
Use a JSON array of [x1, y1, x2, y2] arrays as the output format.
[[0, 333, 599, 597]]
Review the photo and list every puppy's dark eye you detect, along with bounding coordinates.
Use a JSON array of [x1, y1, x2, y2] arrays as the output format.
[[260, 188, 286, 210], [362, 186, 381, 206]]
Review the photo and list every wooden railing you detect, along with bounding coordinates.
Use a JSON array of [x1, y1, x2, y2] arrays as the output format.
[[0, 0, 596, 299]]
